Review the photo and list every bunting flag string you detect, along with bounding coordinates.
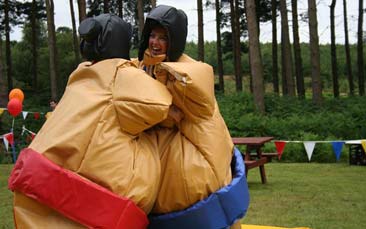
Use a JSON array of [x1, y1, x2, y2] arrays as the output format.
[[2, 132, 14, 151], [274, 140, 352, 143], [2, 134, 9, 151], [0, 107, 46, 120], [273, 139, 365, 161], [34, 112, 40, 120], [331, 142, 344, 161], [22, 111, 28, 120], [22, 125, 36, 136], [274, 141, 286, 159], [303, 141, 316, 161], [361, 140, 366, 153], [1, 126, 37, 151]]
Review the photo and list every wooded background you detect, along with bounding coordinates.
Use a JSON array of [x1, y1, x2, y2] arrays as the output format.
[[0, 0, 365, 163], [0, 0, 365, 112]]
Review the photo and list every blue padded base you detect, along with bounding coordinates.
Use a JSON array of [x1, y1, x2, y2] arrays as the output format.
[[148, 147, 250, 229]]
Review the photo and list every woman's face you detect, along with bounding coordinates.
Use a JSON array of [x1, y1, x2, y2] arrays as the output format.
[[148, 26, 168, 56]]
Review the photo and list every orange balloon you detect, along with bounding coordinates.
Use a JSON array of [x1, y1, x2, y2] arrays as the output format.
[[9, 88, 24, 102]]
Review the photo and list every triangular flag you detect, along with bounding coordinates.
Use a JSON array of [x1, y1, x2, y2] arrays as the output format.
[[31, 133, 36, 140], [22, 111, 28, 120], [274, 141, 286, 160], [304, 141, 316, 161], [2, 136, 9, 151], [0, 108, 4, 116], [34, 112, 40, 120], [361, 140, 366, 155], [26, 134, 32, 143], [331, 141, 344, 161], [4, 133, 14, 147]]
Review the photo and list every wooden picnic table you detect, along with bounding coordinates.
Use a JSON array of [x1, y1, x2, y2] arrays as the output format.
[[232, 136, 275, 184]]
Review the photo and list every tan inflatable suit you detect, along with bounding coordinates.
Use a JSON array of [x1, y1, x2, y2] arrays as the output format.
[[11, 58, 172, 228], [141, 53, 234, 214], [138, 5, 234, 214], [9, 14, 172, 228]]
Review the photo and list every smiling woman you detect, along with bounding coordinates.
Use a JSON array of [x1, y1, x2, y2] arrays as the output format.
[[149, 26, 169, 56], [137, 5, 249, 229]]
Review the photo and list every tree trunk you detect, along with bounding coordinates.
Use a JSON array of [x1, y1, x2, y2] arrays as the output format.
[[279, 0, 295, 96], [0, 38, 7, 107], [137, 0, 144, 39], [234, 0, 242, 91], [4, 0, 13, 92], [246, 0, 265, 113], [103, 0, 109, 13], [45, 0, 59, 100], [77, 0, 87, 23], [151, 0, 156, 8], [229, 0, 238, 91], [330, 0, 339, 97], [281, 27, 287, 95], [69, 0, 81, 66], [229, 0, 242, 92], [255, 0, 261, 37], [308, 0, 322, 105], [357, 0, 364, 95], [343, 0, 353, 95], [197, 0, 205, 61], [215, 0, 224, 92], [31, 0, 38, 91], [118, 0, 123, 18], [291, 0, 305, 98], [271, 0, 279, 94]]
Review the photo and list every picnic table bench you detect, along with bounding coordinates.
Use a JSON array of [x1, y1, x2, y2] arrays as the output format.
[[232, 136, 275, 184]]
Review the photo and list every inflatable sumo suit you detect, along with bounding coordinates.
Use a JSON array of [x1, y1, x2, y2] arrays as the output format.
[[8, 14, 172, 228], [138, 5, 250, 228]]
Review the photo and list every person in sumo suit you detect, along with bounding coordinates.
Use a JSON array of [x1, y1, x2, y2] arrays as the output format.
[[8, 14, 173, 229], [138, 5, 250, 229]]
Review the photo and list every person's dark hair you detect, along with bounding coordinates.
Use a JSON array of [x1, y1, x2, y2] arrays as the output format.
[[138, 5, 188, 62], [79, 14, 132, 61]]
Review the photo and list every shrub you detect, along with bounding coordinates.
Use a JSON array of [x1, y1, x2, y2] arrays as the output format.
[[217, 93, 366, 162]]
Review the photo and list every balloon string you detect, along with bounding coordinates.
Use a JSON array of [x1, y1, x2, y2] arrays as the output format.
[[12, 118, 15, 131]]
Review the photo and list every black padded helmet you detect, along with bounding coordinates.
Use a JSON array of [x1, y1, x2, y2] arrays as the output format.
[[79, 14, 132, 61], [138, 5, 188, 62]]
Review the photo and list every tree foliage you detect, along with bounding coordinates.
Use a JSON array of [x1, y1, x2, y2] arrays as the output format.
[[86, 0, 152, 48], [220, 0, 272, 39], [0, 0, 23, 33], [1, 0, 365, 106]]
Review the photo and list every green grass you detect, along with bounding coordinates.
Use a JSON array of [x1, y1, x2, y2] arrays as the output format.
[[0, 164, 14, 229], [1, 163, 366, 229], [242, 163, 366, 229]]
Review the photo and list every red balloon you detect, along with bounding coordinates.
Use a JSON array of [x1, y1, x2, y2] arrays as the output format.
[[7, 98, 23, 117]]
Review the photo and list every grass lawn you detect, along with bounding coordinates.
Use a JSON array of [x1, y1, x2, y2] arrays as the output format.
[[1, 162, 366, 229], [242, 162, 366, 229], [0, 164, 14, 229]]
